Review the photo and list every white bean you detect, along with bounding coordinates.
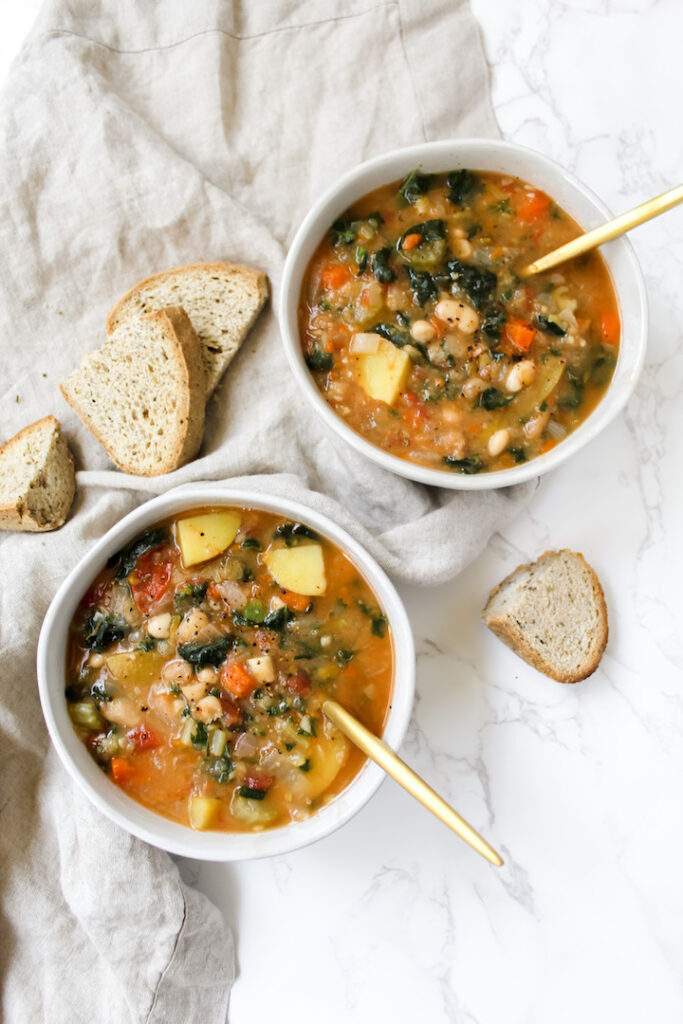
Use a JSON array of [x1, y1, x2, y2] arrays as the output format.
[[452, 237, 473, 259], [181, 679, 211, 703], [88, 653, 105, 669], [193, 696, 224, 724], [505, 359, 536, 393], [147, 612, 172, 639], [435, 298, 479, 334], [410, 319, 436, 344], [175, 608, 217, 645], [161, 659, 193, 688], [461, 377, 487, 399], [488, 428, 510, 458], [101, 697, 143, 729], [197, 666, 220, 686]]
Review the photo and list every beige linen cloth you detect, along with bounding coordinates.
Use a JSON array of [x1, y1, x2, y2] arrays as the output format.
[[0, 1, 532, 1021]]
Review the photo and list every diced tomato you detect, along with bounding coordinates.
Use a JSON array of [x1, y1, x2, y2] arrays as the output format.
[[243, 770, 273, 792], [286, 669, 312, 696], [128, 725, 159, 751], [402, 232, 422, 251], [81, 580, 109, 610], [221, 661, 257, 699], [219, 694, 242, 726], [599, 311, 620, 346], [110, 757, 136, 784], [503, 317, 536, 353], [516, 191, 551, 224], [279, 589, 312, 613], [130, 550, 172, 613], [321, 264, 352, 291], [404, 391, 421, 407]]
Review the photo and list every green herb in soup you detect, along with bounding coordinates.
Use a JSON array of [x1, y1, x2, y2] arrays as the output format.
[[298, 170, 620, 472], [65, 508, 393, 833]]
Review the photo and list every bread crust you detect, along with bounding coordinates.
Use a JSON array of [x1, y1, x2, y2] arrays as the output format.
[[482, 549, 608, 683], [0, 415, 75, 531], [60, 306, 206, 477], [105, 261, 269, 335], [105, 261, 269, 395]]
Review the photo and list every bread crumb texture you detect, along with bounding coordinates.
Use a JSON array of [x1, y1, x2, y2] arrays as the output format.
[[0, 415, 75, 531], [60, 307, 205, 476], [482, 549, 608, 683]]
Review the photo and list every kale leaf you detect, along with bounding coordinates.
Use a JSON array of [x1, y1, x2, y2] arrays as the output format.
[[306, 348, 333, 372], [273, 522, 319, 545], [446, 259, 497, 309], [442, 454, 484, 474], [536, 314, 566, 337], [83, 610, 127, 652], [398, 169, 432, 204], [446, 169, 480, 207], [109, 528, 167, 580], [371, 247, 397, 283], [481, 311, 508, 339], [177, 636, 236, 667], [406, 267, 437, 307], [478, 387, 513, 411]]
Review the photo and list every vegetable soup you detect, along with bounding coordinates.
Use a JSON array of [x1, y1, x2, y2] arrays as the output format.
[[298, 169, 620, 474], [65, 508, 393, 832]]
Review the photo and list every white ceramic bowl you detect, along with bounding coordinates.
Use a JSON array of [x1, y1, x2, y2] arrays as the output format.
[[280, 139, 647, 489], [37, 488, 415, 860]]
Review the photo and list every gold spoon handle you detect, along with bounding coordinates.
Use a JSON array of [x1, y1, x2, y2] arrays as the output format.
[[519, 182, 683, 278], [322, 698, 503, 867]]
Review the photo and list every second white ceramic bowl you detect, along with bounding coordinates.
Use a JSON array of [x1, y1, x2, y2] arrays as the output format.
[[37, 488, 415, 860], [280, 139, 647, 489]]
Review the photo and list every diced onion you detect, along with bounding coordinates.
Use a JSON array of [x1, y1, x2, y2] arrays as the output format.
[[546, 419, 567, 440], [234, 732, 260, 758], [349, 332, 380, 354]]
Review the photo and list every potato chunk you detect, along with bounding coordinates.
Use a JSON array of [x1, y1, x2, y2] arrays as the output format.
[[263, 544, 326, 596], [354, 337, 411, 406], [176, 511, 241, 567], [188, 795, 221, 830]]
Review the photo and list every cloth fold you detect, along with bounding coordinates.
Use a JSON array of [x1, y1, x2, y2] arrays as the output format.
[[0, 1, 528, 1021]]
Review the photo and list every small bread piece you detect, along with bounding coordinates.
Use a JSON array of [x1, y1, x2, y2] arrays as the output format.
[[482, 550, 608, 683], [0, 415, 75, 531], [106, 262, 269, 395], [60, 307, 205, 476]]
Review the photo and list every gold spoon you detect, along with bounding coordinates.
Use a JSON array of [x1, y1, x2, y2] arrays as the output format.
[[322, 698, 503, 866], [519, 182, 683, 278]]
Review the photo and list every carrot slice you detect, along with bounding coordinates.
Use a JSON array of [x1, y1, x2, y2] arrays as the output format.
[[517, 191, 551, 223], [402, 232, 422, 251], [221, 661, 257, 699], [111, 758, 136, 784], [279, 588, 312, 613], [321, 264, 352, 291], [504, 316, 536, 353]]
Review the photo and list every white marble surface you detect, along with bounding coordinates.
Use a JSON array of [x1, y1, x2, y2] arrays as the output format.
[[202, 4, 683, 1021], [3, 1, 683, 1021]]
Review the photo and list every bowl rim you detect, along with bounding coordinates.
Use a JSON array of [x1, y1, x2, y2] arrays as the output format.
[[37, 487, 415, 861], [279, 137, 648, 489]]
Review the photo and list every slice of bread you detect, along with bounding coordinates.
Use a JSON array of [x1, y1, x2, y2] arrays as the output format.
[[60, 306, 205, 477], [0, 415, 75, 531], [482, 549, 608, 683], [106, 262, 269, 395]]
